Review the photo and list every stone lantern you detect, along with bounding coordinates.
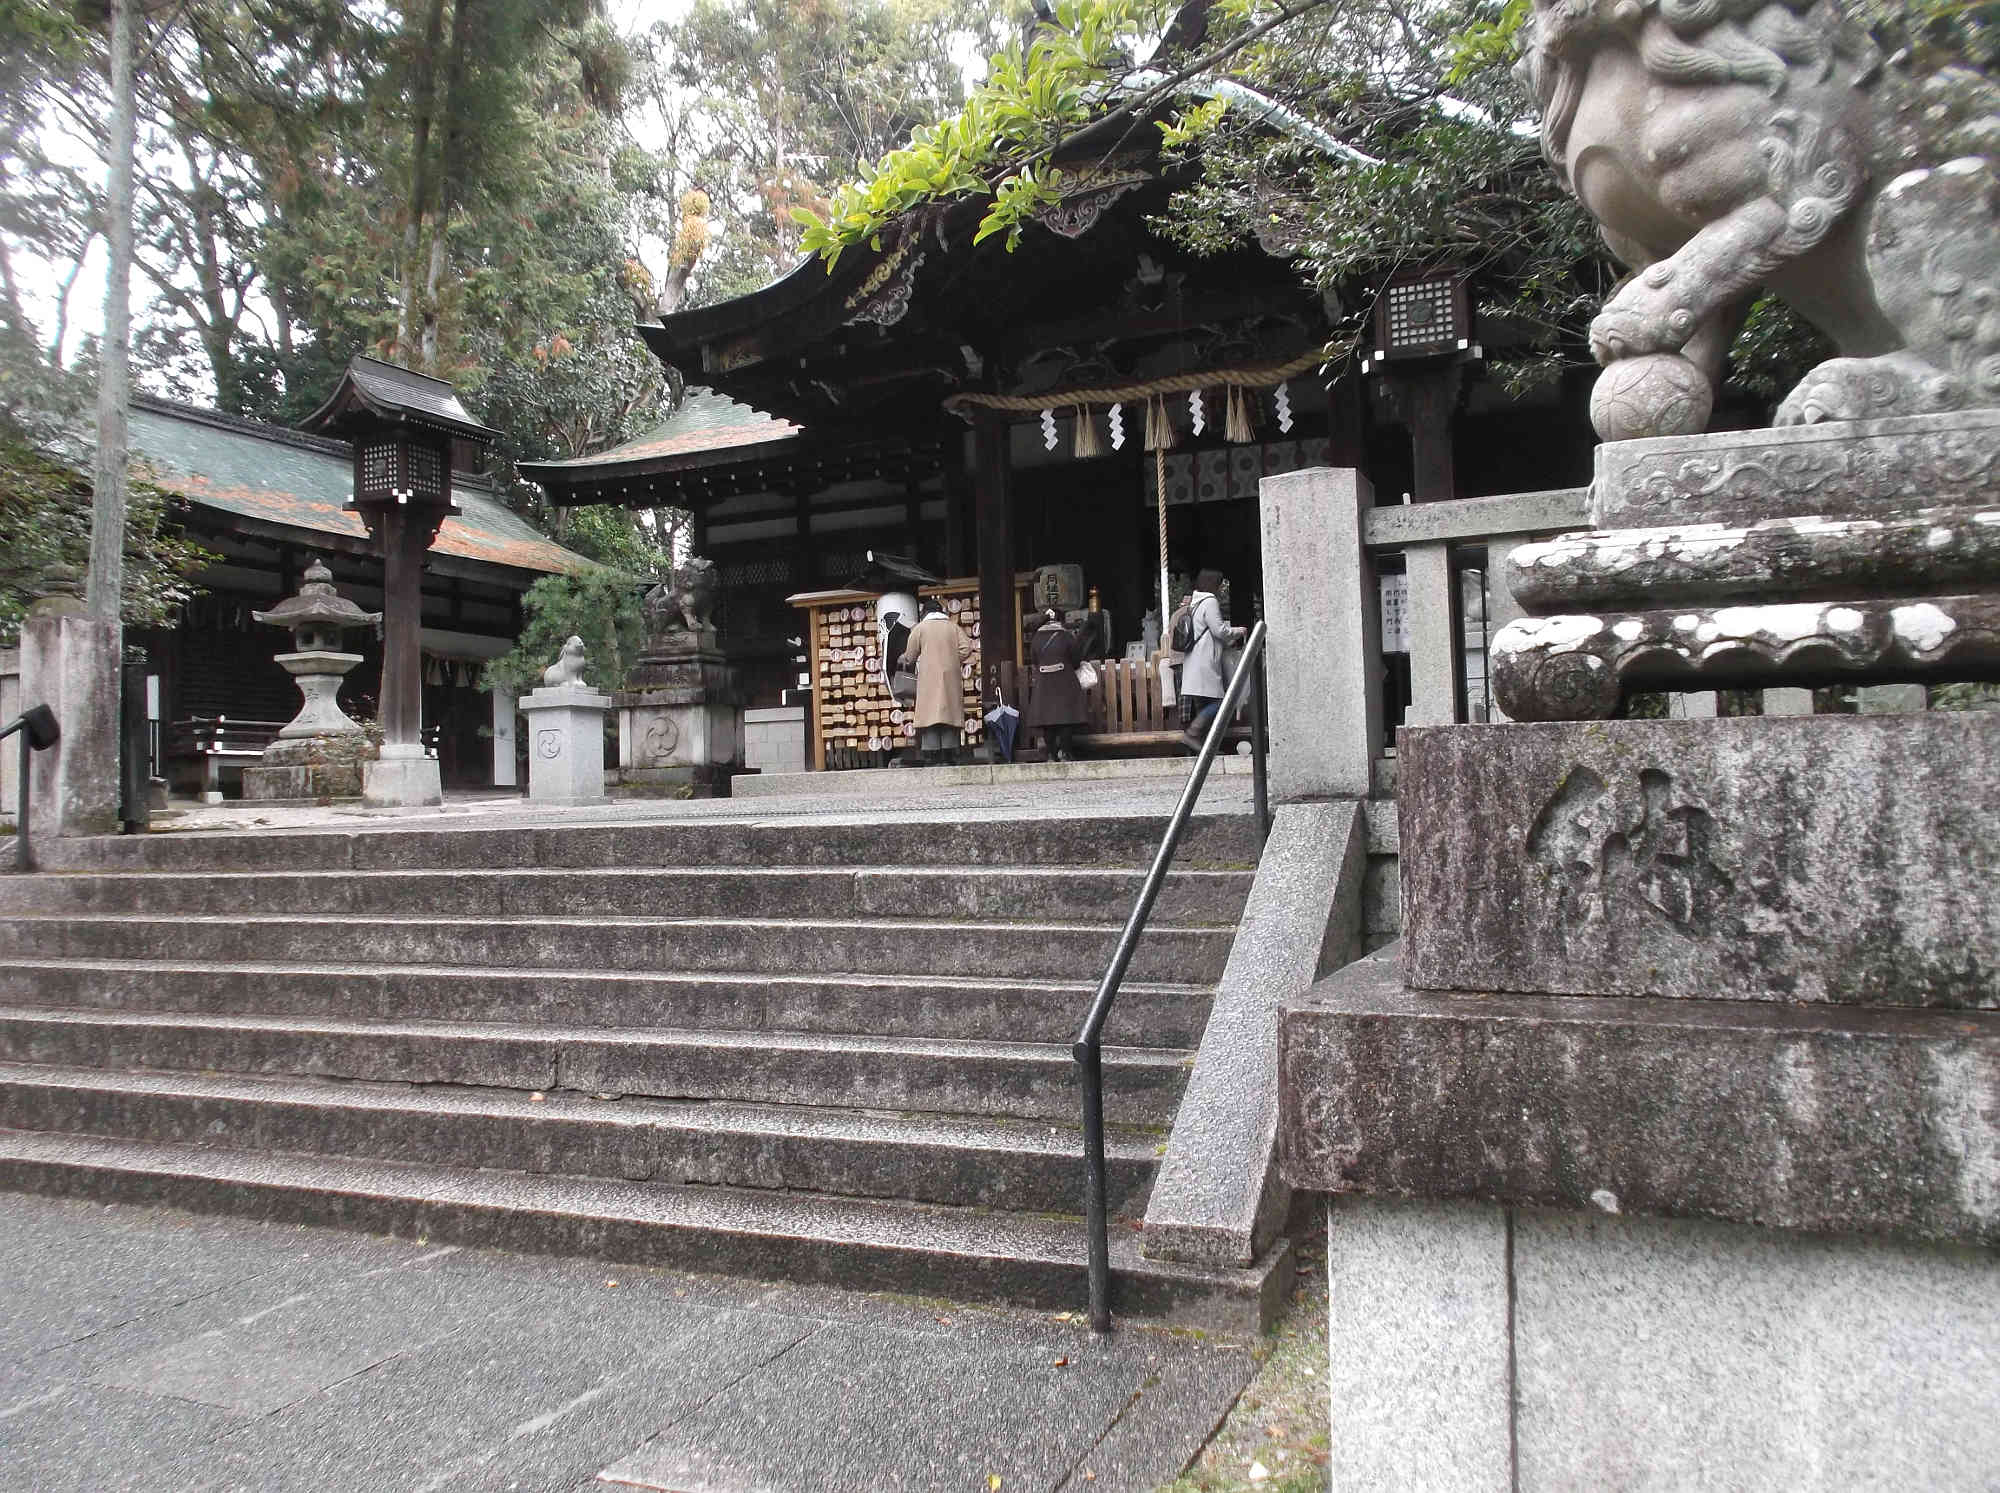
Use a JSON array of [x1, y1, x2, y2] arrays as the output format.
[[242, 558, 380, 802], [299, 356, 496, 807]]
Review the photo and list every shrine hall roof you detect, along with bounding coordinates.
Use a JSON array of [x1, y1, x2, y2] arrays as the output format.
[[128, 395, 593, 578], [517, 388, 801, 482]]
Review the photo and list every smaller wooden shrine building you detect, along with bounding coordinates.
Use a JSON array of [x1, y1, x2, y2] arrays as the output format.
[[124, 393, 594, 793]]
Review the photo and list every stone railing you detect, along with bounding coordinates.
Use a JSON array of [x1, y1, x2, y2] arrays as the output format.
[[1257, 469, 1589, 800]]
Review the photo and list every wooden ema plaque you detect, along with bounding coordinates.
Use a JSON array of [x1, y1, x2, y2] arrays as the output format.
[[788, 579, 1023, 771]]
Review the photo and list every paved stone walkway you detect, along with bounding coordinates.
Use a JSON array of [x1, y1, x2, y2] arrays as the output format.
[[1, 1194, 1255, 1492], [138, 768, 1254, 840]]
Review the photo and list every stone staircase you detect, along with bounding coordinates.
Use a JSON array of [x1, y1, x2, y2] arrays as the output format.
[[0, 811, 1289, 1328]]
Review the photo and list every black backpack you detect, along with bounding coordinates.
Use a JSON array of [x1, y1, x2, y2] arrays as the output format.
[[1169, 603, 1196, 654]]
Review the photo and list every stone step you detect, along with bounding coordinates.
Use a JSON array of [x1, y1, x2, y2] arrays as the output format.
[[0, 1008, 1191, 1125], [0, 961, 1212, 1048], [0, 1063, 1161, 1216], [31, 812, 1261, 875], [0, 865, 1252, 926], [0, 914, 1233, 985], [0, 1128, 1289, 1331]]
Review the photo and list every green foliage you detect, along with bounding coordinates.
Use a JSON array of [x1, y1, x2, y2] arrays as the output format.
[[796, 2, 1176, 264], [0, 334, 217, 645], [477, 505, 681, 696], [643, 0, 1016, 289], [1447, 0, 1529, 86], [797, 0, 1881, 407], [1724, 295, 1835, 406], [479, 564, 647, 698], [1931, 682, 2000, 712], [557, 504, 682, 575]]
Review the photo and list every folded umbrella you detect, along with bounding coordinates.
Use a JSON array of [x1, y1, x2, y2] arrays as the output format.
[[982, 693, 1020, 763]]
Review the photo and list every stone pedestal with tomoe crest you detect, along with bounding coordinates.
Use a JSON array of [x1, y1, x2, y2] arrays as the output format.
[[614, 557, 743, 797], [520, 636, 611, 807]]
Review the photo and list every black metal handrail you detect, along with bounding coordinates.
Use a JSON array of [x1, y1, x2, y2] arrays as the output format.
[[3, 705, 61, 873], [1073, 618, 1270, 1332]]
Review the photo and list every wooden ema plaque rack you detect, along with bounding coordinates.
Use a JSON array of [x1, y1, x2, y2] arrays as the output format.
[[788, 577, 1027, 772]]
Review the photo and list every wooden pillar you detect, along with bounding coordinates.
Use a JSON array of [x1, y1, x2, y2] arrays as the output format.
[[1324, 371, 1366, 470], [973, 413, 1014, 704], [376, 505, 435, 752], [942, 430, 970, 579], [904, 473, 923, 568], [1381, 364, 1464, 503], [791, 487, 811, 595]]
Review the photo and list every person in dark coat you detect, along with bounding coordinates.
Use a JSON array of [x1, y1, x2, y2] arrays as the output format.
[[1025, 608, 1087, 762]]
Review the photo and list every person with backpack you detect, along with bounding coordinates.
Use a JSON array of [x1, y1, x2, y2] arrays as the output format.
[[1178, 568, 1246, 753]]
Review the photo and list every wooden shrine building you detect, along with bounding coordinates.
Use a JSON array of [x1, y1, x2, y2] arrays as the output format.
[[526, 107, 1600, 762]]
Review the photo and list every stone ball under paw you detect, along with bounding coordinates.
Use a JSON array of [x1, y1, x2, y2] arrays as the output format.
[[1589, 353, 1714, 441]]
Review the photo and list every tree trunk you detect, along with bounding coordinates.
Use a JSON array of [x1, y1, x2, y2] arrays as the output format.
[[420, 0, 484, 372], [89, 0, 139, 624], [47, 238, 95, 371], [396, 0, 450, 365], [0, 237, 24, 339]]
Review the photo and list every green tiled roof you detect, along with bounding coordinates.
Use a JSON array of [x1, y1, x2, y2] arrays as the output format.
[[129, 396, 592, 577], [520, 387, 799, 483]]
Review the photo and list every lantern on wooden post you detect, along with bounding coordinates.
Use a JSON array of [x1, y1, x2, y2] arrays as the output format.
[[1359, 270, 1480, 504], [300, 357, 496, 806]]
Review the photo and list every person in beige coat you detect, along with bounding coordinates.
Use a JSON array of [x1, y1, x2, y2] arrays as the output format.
[[899, 597, 974, 765]]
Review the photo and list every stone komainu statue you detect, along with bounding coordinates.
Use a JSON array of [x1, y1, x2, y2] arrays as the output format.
[[645, 555, 720, 637], [543, 635, 589, 687], [1518, 0, 2000, 438]]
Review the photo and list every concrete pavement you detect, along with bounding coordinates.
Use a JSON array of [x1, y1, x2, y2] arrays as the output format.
[[0, 1193, 1254, 1492]]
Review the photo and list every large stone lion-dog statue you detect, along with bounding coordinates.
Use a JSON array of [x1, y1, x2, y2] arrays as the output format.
[[1518, 0, 1999, 438], [644, 555, 719, 637]]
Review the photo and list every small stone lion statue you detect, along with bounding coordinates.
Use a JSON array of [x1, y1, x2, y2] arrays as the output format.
[[543, 635, 589, 687], [1517, 0, 1999, 438], [645, 555, 720, 637]]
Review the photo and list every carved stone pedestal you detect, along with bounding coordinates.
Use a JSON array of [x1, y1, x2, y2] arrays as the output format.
[[520, 682, 611, 807], [242, 733, 374, 803], [243, 651, 375, 801], [363, 743, 442, 808], [616, 629, 741, 798], [1280, 708, 2000, 1490], [1280, 413, 2000, 1488], [1491, 411, 2000, 721]]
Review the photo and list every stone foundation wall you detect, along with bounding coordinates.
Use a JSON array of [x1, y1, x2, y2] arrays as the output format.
[[1324, 1195, 2000, 1492]]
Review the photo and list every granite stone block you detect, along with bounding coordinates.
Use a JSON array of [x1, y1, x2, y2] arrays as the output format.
[[1400, 713, 2000, 1007], [1258, 466, 1384, 799], [1512, 1208, 2000, 1492], [1280, 953, 2000, 1246], [1143, 800, 1364, 1267], [1323, 1196, 1511, 1493]]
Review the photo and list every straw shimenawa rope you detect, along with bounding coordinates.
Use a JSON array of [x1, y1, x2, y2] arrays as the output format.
[[941, 348, 1325, 417]]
